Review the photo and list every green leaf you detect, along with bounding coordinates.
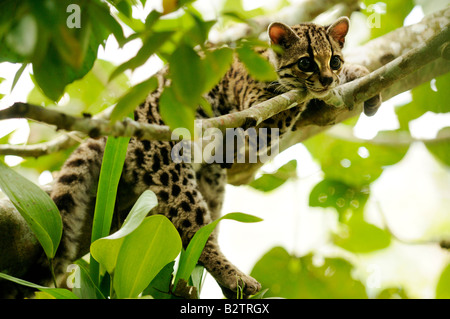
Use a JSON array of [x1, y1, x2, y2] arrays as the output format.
[[304, 132, 408, 187], [0, 272, 78, 299], [236, 46, 277, 82], [28, 59, 130, 116], [169, 43, 204, 106], [309, 179, 369, 221], [201, 47, 234, 94], [159, 86, 196, 136], [362, 0, 415, 40], [110, 76, 158, 122], [396, 73, 450, 130], [32, 41, 97, 101], [250, 247, 367, 298], [185, 10, 216, 46], [0, 161, 62, 259], [90, 190, 158, 274], [88, 1, 126, 46], [142, 261, 175, 299], [376, 287, 409, 299], [114, 215, 182, 299], [333, 216, 391, 253], [11, 63, 27, 92], [71, 261, 105, 299], [221, 0, 265, 20], [5, 14, 38, 58], [425, 127, 450, 167], [145, 10, 162, 29], [174, 212, 262, 288], [109, 31, 174, 82], [189, 265, 205, 296], [249, 160, 297, 192], [90, 136, 130, 284], [436, 262, 450, 299]]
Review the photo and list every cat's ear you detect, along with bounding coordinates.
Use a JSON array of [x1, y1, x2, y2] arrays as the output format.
[[327, 17, 349, 48], [268, 22, 297, 49]]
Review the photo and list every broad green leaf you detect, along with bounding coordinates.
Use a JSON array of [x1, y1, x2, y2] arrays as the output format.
[[169, 43, 205, 106], [333, 216, 391, 253], [114, 215, 182, 299], [201, 47, 234, 94], [304, 132, 408, 187], [376, 287, 409, 299], [362, 0, 415, 40], [110, 76, 158, 122], [90, 136, 130, 284], [250, 246, 367, 298], [236, 46, 277, 82], [249, 160, 297, 192], [309, 179, 369, 221], [109, 31, 174, 82], [174, 212, 262, 288], [0, 272, 78, 299], [396, 73, 450, 130], [90, 190, 158, 274], [185, 11, 216, 46], [28, 59, 130, 116], [88, 1, 126, 46], [142, 261, 175, 299], [425, 127, 450, 167], [32, 41, 97, 101], [5, 14, 38, 58], [0, 161, 62, 259], [436, 262, 450, 299], [221, 0, 265, 20], [159, 86, 196, 136]]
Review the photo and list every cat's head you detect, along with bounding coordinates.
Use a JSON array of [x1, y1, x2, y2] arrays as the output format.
[[268, 17, 349, 97]]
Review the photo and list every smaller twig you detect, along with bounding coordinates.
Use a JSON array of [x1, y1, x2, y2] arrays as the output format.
[[0, 132, 83, 157], [0, 102, 172, 141]]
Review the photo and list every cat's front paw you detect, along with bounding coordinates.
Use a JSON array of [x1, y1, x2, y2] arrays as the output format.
[[363, 93, 381, 116]]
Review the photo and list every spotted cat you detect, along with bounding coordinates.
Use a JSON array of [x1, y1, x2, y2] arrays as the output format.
[[6, 17, 381, 298]]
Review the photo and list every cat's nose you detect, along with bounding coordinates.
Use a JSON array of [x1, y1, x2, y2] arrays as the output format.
[[319, 76, 333, 87]]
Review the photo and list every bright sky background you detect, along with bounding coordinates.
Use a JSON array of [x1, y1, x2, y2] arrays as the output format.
[[0, 0, 449, 298]]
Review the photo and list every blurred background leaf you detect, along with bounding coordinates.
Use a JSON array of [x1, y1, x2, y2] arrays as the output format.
[[251, 247, 368, 299]]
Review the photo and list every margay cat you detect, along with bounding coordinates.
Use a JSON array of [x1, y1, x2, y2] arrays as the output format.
[[11, 17, 381, 298]]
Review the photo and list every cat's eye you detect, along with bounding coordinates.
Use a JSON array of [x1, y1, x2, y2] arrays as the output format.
[[297, 57, 316, 72], [330, 55, 341, 70]]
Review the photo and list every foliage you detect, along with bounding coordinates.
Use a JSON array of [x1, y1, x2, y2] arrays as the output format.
[[0, 161, 61, 260], [0, 0, 449, 299], [251, 247, 368, 298]]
